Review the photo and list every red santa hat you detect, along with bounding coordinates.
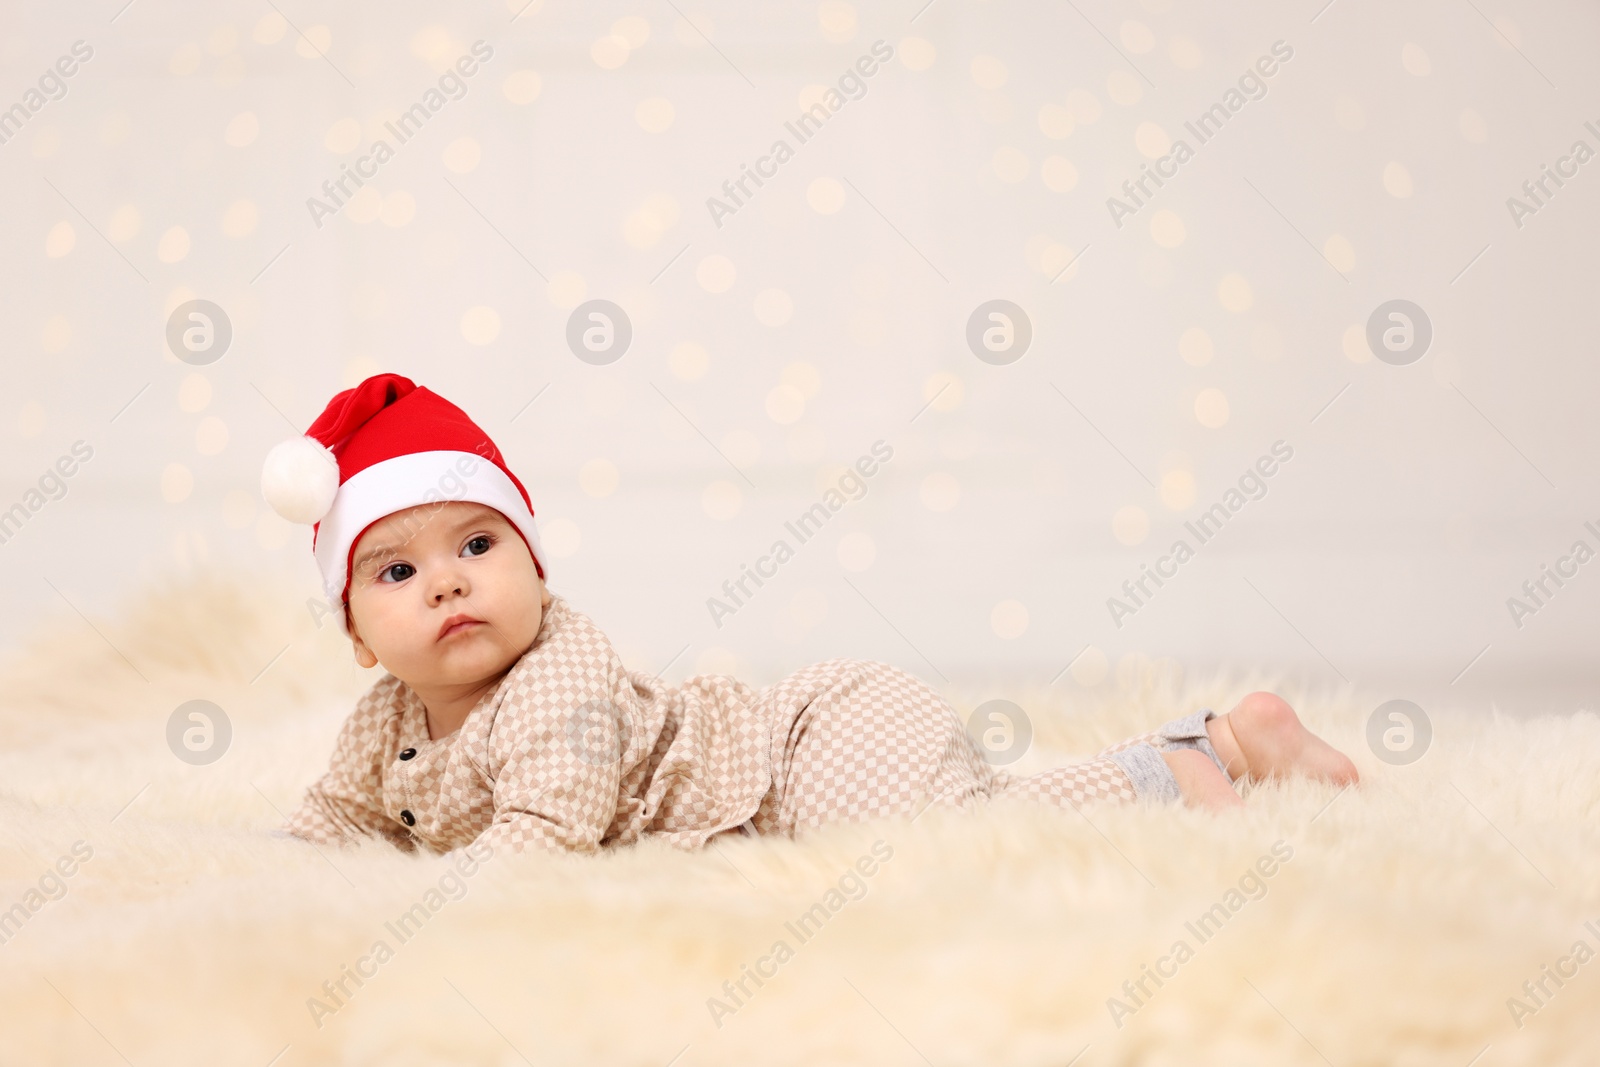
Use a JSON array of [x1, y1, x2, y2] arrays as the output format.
[[259, 373, 547, 634]]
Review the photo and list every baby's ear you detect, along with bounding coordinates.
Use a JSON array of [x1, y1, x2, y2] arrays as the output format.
[[347, 611, 380, 669], [540, 581, 552, 610]]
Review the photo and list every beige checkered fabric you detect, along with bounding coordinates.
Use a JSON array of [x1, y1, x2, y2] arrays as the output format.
[[285, 597, 1157, 856]]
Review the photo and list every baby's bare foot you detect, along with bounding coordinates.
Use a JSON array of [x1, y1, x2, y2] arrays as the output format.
[[1207, 692, 1359, 786], [1162, 749, 1245, 812]]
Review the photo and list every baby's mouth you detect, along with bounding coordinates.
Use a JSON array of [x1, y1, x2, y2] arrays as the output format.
[[437, 613, 484, 640]]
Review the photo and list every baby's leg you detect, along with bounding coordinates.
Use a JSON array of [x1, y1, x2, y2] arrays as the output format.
[[989, 745, 1241, 812], [987, 753, 1140, 808], [1161, 749, 1245, 811], [992, 691, 1354, 815], [753, 659, 995, 837], [1099, 693, 1358, 788]]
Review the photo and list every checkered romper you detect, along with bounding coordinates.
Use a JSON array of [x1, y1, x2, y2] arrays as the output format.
[[283, 596, 1174, 855]]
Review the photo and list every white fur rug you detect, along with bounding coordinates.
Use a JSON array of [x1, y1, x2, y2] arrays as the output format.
[[2, 575, 1597, 1066]]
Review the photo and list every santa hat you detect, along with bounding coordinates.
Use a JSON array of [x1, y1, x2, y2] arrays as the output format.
[[259, 373, 547, 634]]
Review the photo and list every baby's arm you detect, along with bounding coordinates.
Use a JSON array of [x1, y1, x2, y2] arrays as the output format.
[[283, 684, 411, 849], [468, 695, 630, 855]]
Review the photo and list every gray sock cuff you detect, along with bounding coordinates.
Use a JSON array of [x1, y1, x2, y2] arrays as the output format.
[[1154, 709, 1233, 782], [1106, 742, 1182, 804]]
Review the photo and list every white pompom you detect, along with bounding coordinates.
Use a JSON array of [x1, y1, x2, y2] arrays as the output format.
[[261, 436, 340, 524]]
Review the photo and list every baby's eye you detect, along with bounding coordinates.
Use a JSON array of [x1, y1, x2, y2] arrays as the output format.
[[462, 534, 494, 558], [377, 562, 415, 583]]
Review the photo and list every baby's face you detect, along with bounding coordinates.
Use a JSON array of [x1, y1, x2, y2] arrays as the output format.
[[344, 501, 549, 691]]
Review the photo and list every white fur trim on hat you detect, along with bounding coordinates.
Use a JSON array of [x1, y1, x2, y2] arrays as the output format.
[[261, 436, 341, 525], [313, 450, 547, 634]]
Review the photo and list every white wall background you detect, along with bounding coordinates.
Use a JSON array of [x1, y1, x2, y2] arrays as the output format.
[[2, 0, 1596, 716]]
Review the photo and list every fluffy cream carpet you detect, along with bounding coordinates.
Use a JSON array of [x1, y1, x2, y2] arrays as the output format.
[[2, 575, 1597, 1066]]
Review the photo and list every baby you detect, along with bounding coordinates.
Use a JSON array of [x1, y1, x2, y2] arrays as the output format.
[[266, 374, 1357, 856]]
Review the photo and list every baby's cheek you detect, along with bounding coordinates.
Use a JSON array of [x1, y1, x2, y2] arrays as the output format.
[[378, 606, 432, 666], [499, 588, 543, 651], [503, 599, 540, 648]]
